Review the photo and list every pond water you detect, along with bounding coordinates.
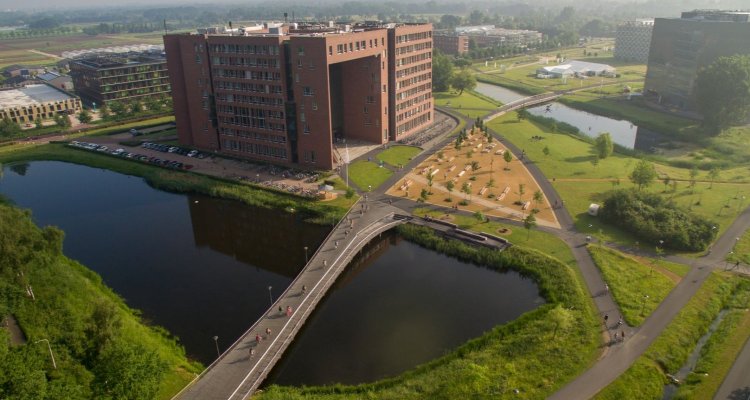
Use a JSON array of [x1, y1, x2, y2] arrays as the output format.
[[475, 82, 663, 151], [268, 231, 543, 386], [1, 161, 543, 384]]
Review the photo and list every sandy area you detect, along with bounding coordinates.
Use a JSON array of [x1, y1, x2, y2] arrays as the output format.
[[387, 128, 560, 228]]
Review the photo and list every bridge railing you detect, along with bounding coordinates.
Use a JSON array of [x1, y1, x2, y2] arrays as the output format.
[[171, 196, 362, 400]]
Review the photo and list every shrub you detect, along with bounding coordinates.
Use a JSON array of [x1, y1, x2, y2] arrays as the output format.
[[599, 189, 717, 251]]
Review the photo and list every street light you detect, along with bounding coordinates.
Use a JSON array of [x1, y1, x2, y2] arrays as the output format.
[[268, 285, 273, 305], [212, 336, 220, 358], [34, 339, 56, 369], [640, 294, 649, 317], [726, 252, 734, 270], [304, 246, 309, 263]]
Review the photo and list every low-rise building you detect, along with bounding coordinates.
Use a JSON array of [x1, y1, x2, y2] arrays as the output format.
[[38, 71, 74, 91], [69, 51, 170, 107], [453, 25, 542, 49], [433, 32, 469, 55], [536, 60, 616, 78], [614, 19, 654, 63], [0, 84, 82, 125]]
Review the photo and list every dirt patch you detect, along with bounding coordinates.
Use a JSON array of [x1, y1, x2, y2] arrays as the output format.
[[497, 227, 513, 235]]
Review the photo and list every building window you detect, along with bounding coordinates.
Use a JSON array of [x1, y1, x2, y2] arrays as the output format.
[[337, 44, 343, 54], [298, 46, 305, 56], [295, 73, 299, 83], [383, 84, 387, 93], [310, 150, 315, 163], [329, 46, 333, 56], [304, 124, 310, 133], [297, 59, 302, 68], [300, 112, 305, 122], [364, 106, 368, 114], [312, 100, 318, 110], [303, 87, 314, 96], [366, 95, 374, 103]]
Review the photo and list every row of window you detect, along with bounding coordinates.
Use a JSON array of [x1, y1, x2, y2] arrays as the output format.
[[219, 116, 286, 131], [210, 44, 281, 56], [216, 93, 284, 107], [214, 69, 282, 81], [215, 81, 283, 94], [395, 52, 432, 67], [219, 127, 287, 143], [397, 72, 432, 90], [217, 105, 284, 120], [395, 92, 432, 112], [395, 42, 432, 55], [329, 38, 385, 55], [395, 31, 432, 44], [396, 111, 431, 135], [396, 102, 431, 122], [395, 61, 431, 79], [211, 57, 280, 69], [396, 82, 431, 100], [223, 139, 288, 159], [92, 65, 166, 77]]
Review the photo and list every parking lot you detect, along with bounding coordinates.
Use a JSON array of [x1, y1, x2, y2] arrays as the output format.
[[84, 133, 325, 196]]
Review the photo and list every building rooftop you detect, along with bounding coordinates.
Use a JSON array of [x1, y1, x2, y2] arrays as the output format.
[[680, 10, 750, 22], [0, 84, 76, 109], [70, 52, 166, 69]]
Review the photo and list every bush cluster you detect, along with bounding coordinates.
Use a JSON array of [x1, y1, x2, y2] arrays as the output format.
[[599, 189, 717, 251]]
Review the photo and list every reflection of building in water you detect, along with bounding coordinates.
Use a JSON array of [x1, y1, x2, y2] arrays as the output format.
[[187, 195, 328, 278], [333, 231, 401, 288], [633, 126, 666, 153]]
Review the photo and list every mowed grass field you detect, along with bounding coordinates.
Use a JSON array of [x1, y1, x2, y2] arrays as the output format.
[[0, 33, 166, 68]]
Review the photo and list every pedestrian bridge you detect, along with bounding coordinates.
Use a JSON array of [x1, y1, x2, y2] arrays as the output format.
[[173, 200, 511, 400], [483, 92, 561, 123]]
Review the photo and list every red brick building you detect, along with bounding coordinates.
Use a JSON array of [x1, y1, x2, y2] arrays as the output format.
[[164, 22, 432, 170], [433, 33, 470, 55]]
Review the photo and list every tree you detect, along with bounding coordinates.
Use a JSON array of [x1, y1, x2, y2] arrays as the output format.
[[503, 150, 513, 170], [518, 183, 526, 203], [516, 109, 529, 122], [543, 146, 550, 157], [34, 117, 43, 129], [473, 210, 485, 223], [109, 101, 125, 117], [461, 182, 471, 201], [0, 116, 20, 137], [98, 103, 111, 119], [695, 54, 750, 134], [629, 159, 657, 190], [662, 176, 671, 193], [523, 213, 537, 240], [470, 161, 480, 174], [439, 14, 462, 29], [533, 190, 544, 210], [432, 49, 454, 92], [92, 342, 168, 400], [78, 109, 92, 124], [129, 101, 143, 115], [446, 180, 455, 201], [689, 166, 699, 192], [451, 69, 476, 95], [419, 188, 429, 202], [54, 114, 71, 129], [708, 167, 721, 189], [427, 174, 434, 194], [594, 132, 613, 159]]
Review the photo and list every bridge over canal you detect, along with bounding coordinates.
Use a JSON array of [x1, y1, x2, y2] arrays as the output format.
[[174, 199, 510, 400]]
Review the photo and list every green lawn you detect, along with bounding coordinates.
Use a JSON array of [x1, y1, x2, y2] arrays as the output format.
[[433, 90, 500, 119], [486, 112, 750, 250], [377, 145, 422, 168], [595, 272, 740, 400], [596, 272, 743, 400], [588, 246, 680, 326], [413, 207, 576, 267], [347, 160, 393, 191], [727, 229, 750, 265]]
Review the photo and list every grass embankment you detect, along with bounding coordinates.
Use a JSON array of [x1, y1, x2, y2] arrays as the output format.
[[0, 203, 201, 399], [412, 207, 576, 267], [433, 90, 500, 119], [0, 144, 353, 224], [376, 145, 422, 168], [595, 272, 748, 400], [675, 278, 750, 398], [727, 229, 750, 265], [258, 224, 599, 400], [347, 160, 394, 192], [486, 112, 750, 249], [588, 246, 687, 326]]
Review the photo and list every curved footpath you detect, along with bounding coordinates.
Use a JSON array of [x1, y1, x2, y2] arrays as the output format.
[[372, 107, 750, 399]]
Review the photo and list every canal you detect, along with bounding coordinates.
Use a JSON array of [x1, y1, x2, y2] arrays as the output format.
[[1, 161, 543, 385]]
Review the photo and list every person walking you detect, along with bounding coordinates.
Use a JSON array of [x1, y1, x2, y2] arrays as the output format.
[[621, 330, 625, 342], [265, 327, 272, 337], [255, 333, 262, 344], [302, 285, 307, 295], [604, 283, 609, 294], [286, 306, 293, 317]]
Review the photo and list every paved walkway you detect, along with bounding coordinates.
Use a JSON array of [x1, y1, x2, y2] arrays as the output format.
[[175, 199, 404, 400]]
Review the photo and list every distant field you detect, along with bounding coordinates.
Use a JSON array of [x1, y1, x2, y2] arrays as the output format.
[[0, 33, 165, 68]]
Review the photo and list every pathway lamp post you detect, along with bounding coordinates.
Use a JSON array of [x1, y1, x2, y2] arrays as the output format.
[[640, 294, 649, 317], [726, 252, 734, 270], [34, 339, 56, 369], [304, 246, 309, 263], [268, 286, 273, 305], [212, 336, 220, 358]]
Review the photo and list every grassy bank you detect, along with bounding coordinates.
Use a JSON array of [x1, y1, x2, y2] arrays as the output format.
[[0, 143, 353, 224], [595, 272, 743, 399], [257, 224, 599, 399], [0, 203, 201, 399], [347, 160, 394, 191], [674, 278, 750, 398], [588, 246, 685, 326]]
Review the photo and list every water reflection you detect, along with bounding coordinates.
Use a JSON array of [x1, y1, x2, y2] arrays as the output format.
[[268, 231, 543, 386]]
